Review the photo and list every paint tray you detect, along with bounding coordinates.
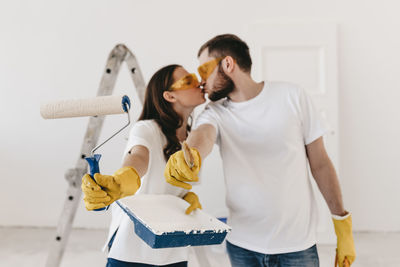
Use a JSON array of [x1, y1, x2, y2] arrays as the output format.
[[116, 194, 231, 249]]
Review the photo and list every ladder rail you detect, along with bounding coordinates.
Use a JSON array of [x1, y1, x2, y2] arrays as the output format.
[[124, 46, 146, 104]]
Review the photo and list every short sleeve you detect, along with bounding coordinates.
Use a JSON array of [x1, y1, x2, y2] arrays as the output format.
[[123, 120, 155, 156], [193, 104, 219, 138], [298, 88, 328, 145]]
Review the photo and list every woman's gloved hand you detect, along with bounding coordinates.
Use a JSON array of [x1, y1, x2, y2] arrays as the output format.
[[183, 192, 202, 215], [333, 213, 356, 267], [164, 148, 201, 190], [81, 166, 141, 210]]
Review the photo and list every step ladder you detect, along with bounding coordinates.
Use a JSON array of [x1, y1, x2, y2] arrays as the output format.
[[45, 44, 213, 267]]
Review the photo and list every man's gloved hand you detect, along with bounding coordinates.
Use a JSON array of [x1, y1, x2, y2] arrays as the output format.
[[81, 166, 141, 211], [183, 192, 202, 215], [164, 148, 201, 190], [333, 213, 356, 267]]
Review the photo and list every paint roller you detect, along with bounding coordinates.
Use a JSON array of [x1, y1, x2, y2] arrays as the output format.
[[40, 95, 131, 119], [40, 95, 131, 210]]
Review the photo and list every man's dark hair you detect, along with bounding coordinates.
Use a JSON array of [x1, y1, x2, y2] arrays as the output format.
[[197, 34, 252, 73]]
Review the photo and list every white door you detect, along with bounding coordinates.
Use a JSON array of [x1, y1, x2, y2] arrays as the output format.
[[243, 22, 339, 244]]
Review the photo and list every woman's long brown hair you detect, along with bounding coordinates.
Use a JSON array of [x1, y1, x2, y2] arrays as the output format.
[[138, 64, 190, 161]]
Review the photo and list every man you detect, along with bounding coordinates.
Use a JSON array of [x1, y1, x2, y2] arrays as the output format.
[[164, 34, 355, 267]]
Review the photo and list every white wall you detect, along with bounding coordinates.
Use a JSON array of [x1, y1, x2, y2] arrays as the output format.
[[1, 0, 399, 231]]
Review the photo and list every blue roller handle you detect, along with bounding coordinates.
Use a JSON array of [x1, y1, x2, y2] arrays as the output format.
[[85, 154, 108, 211], [121, 95, 131, 112], [83, 95, 130, 212]]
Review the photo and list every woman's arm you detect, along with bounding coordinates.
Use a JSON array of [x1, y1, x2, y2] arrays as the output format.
[[122, 145, 150, 178]]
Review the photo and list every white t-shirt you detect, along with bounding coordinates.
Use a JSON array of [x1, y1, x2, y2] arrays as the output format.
[[194, 81, 327, 254], [105, 120, 189, 265]]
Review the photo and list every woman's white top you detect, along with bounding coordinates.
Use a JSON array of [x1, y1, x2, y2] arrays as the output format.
[[105, 120, 189, 265]]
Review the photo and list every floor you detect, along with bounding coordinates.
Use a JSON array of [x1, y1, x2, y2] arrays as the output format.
[[0, 227, 399, 267]]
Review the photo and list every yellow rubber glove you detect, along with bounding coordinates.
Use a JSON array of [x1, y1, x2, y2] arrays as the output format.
[[81, 174, 111, 210], [183, 192, 202, 215], [333, 213, 356, 267], [81, 166, 141, 211], [164, 148, 201, 190]]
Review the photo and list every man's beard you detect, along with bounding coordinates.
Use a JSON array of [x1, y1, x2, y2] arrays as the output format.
[[208, 66, 235, 102]]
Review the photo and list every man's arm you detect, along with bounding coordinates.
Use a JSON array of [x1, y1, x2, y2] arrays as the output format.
[[306, 136, 346, 216], [187, 124, 217, 159], [307, 136, 356, 266]]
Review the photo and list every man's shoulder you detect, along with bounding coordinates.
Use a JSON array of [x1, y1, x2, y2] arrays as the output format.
[[203, 99, 227, 112], [267, 81, 302, 93], [266, 81, 305, 101], [195, 100, 227, 127]]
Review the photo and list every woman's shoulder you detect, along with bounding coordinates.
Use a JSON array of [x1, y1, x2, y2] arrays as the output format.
[[134, 119, 158, 128], [130, 119, 161, 136]]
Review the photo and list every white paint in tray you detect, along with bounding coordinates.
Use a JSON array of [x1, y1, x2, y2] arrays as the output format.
[[119, 194, 231, 235]]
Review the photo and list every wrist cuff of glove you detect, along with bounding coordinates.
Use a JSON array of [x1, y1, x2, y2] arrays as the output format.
[[332, 213, 353, 237], [332, 211, 351, 221], [114, 166, 141, 197]]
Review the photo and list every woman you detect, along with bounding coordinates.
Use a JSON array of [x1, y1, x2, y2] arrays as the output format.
[[81, 64, 205, 267]]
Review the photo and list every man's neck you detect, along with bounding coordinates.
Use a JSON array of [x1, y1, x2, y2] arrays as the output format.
[[228, 74, 264, 102]]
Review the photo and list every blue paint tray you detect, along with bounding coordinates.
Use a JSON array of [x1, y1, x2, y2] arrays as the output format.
[[116, 194, 231, 249]]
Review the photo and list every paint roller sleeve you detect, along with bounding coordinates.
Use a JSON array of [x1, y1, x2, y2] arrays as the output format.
[[40, 95, 130, 119]]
